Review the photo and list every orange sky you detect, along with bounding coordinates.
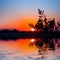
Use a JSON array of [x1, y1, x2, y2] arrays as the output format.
[[0, 0, 60, 31], [0, 11, 60, 31]]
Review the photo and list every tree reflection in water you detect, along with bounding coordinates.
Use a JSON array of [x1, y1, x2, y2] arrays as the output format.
[[29, 38, 58, 59]]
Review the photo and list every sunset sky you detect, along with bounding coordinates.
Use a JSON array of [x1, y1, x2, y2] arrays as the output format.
[[0, 0, 60, 31]]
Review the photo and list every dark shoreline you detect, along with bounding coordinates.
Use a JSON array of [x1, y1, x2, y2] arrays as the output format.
[[0, 31, 60, 40]]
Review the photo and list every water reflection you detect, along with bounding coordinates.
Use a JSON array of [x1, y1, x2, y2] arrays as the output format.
[[29, 38, 60, 59], [0, 38, 60, 60]]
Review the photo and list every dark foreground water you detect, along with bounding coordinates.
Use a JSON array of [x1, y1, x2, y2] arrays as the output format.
[[0, 38, 60, 60]]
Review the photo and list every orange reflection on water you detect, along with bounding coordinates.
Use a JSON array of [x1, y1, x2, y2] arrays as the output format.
[[0, 39, 60, 60], [0, 39, 38, 54]]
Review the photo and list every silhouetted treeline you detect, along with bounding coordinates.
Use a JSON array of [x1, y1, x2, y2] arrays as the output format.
[[29, 9, 60, 32], [0, 29, 20, 33], [0, 29, 60, 40]]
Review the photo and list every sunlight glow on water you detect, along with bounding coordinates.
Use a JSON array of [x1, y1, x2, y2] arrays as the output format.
[[0, 39, 60, 60], [31, 39, 35, 43]]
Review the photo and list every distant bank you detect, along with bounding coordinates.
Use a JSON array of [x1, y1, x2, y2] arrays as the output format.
[[0, 30, 60, 40]]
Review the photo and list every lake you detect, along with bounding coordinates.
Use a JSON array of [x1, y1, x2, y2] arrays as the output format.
[[0, 38, 60, 60]]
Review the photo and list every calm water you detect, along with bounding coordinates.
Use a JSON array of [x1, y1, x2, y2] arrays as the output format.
[[0, 38, 60, 60]]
